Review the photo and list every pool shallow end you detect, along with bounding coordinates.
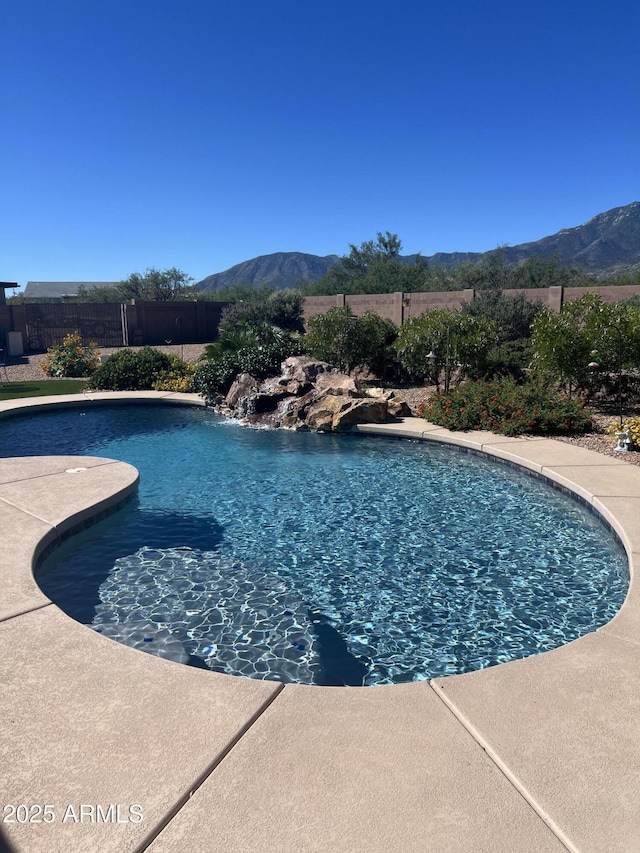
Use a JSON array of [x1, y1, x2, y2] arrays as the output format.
[[0, 455, 140, 622], [2, 392, 640, 853]]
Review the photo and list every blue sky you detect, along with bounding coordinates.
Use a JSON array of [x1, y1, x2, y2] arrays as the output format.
[[2, 0, 638, 290]]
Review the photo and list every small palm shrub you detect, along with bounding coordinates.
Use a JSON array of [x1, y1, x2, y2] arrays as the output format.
[[422, 378, 592, 437], [87, 347, 174, 390], [193, 324, 303, 402], [40, 333, 100, 378]]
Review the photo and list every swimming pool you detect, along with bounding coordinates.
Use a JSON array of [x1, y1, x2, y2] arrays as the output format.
[[0, 403, 628, 686]]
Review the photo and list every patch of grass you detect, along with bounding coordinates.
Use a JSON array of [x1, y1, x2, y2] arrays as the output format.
[[0, 380, 88, 400]]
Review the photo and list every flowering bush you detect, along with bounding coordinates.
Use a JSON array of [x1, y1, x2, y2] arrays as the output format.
[[422, 378, 592, 437], [152, 357, 195, 392], [40, 333, 100, 378], [606, 417, 640, 448]]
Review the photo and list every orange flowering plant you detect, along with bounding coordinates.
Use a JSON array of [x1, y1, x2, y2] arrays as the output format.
[[40, 333, 100, 378], [422, 378, 592, 437]]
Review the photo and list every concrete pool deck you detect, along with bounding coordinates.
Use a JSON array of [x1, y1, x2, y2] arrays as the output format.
[[1, 392, 639, 853]]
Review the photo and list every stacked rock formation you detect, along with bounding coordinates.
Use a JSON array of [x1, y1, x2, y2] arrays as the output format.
[[215, 356, 411, 431]]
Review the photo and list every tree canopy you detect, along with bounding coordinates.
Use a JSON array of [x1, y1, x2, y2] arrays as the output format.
[[531, 294, 640, 394], [118, 267, 194, 301], [394, 309, 498, 391], [304, 306, 399, 376], [73, 267, 194, 302], [305, 232, 431, 296], [300, 233, 636, 296]]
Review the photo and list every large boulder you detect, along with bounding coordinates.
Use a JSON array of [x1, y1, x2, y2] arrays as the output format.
[[314, 371, 359, 396], [362, 387, 413, 418], [280, 356, 331, 384], [387, 398, 412, 418], [226, 373, 258, 408], [259, 375, 309, 397], [304, 395, 388, 432], [303, 395, 342, 432], [331, 398, 389, 431]]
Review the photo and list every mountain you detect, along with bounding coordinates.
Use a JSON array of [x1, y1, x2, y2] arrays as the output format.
[[195, 202, 640, 291], [493, 201, 640, 273], [196, 251, 340, 292]]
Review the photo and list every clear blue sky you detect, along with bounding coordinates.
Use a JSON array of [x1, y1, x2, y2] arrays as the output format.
[[2, 0, 638, 290]]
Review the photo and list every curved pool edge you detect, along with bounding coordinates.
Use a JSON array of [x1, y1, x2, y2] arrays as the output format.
[[3, 392, 640, 852], [0, 454, 141, 623], [353, 418, 640, 644], [1, 390, 638, 658]]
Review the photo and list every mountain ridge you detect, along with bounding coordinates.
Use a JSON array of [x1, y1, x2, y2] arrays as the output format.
[[196, 202, 640, 291]]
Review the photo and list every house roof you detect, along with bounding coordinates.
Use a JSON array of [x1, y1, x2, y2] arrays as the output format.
[[23, 281, 119, 298]]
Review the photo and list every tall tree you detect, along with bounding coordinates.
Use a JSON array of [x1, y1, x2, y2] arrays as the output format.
[[118, 267, 193, 301], [307, 232, 430, 295]]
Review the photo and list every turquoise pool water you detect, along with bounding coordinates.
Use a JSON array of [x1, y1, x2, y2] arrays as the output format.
[[0, 404, 629, 686]]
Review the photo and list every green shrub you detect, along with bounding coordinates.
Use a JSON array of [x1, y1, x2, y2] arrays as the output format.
[[394, 310, 498, 390], [219, 289, 305, 333], [87, 347, 173, 390], [192, 356, 239, 403], [193, 324, 303, 403], [352, 311, 400, 379], [304, 307, 363, 373], [304, 307, 400, 377], [464, 292, 541, 341], [152, 355, 195, 392], [485, 338, 534, 376], [421, 378, 592, 437], [531, 295, 640, 395], [40, 333, 100, 378]]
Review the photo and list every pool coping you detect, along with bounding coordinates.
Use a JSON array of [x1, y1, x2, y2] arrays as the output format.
[[2, 391, 640, 853]]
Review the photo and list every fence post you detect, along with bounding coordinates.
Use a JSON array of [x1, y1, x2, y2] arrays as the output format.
[[548, 286, 564, 312], [120, 304, 129, 346], [196, 300, 207, 342], [393, 292, 404, 325]]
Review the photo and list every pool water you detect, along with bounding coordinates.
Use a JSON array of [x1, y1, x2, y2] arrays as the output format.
[[0, 404, 629, 686]]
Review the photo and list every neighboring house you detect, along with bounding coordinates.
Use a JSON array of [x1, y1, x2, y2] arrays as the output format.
[[23, 281, 118, 300]]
